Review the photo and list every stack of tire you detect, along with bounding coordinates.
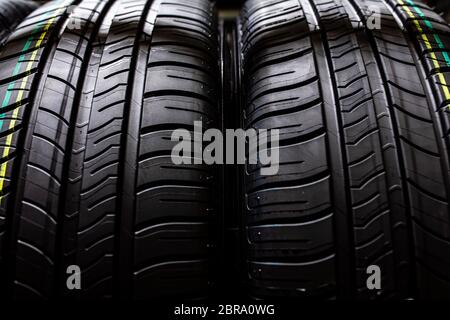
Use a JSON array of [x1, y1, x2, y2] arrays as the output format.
[[0, 0, 449, 300]]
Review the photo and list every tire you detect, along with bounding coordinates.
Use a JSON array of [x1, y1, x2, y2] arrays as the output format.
[[240, 0, 450, 299], [0, 0, 37, 46], [0, 0, 219, 299]]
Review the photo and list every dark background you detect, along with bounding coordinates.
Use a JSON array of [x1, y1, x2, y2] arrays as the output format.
[[427, 0, 450, 20]]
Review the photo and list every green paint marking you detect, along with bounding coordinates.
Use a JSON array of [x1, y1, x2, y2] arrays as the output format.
[[405, 0, 450, 67], [0, 34, 42, 131], [0, 0, 68, 130]]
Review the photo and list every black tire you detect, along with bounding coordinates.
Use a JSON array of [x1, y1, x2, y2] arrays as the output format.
[[0, 0, 37, 46], [240, 0, 450, 299], [0, 0, 219, 299]]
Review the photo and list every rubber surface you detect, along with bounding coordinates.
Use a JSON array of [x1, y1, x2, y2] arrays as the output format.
[[240, 0, 450, 299], [0, 0, 219, 299], [0, 0, 37, 46], [0, 0, 449, 301]]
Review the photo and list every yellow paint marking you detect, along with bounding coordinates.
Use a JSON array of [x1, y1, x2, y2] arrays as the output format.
[[397, 0, 450, 102], [0, 12, 62, 200]]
